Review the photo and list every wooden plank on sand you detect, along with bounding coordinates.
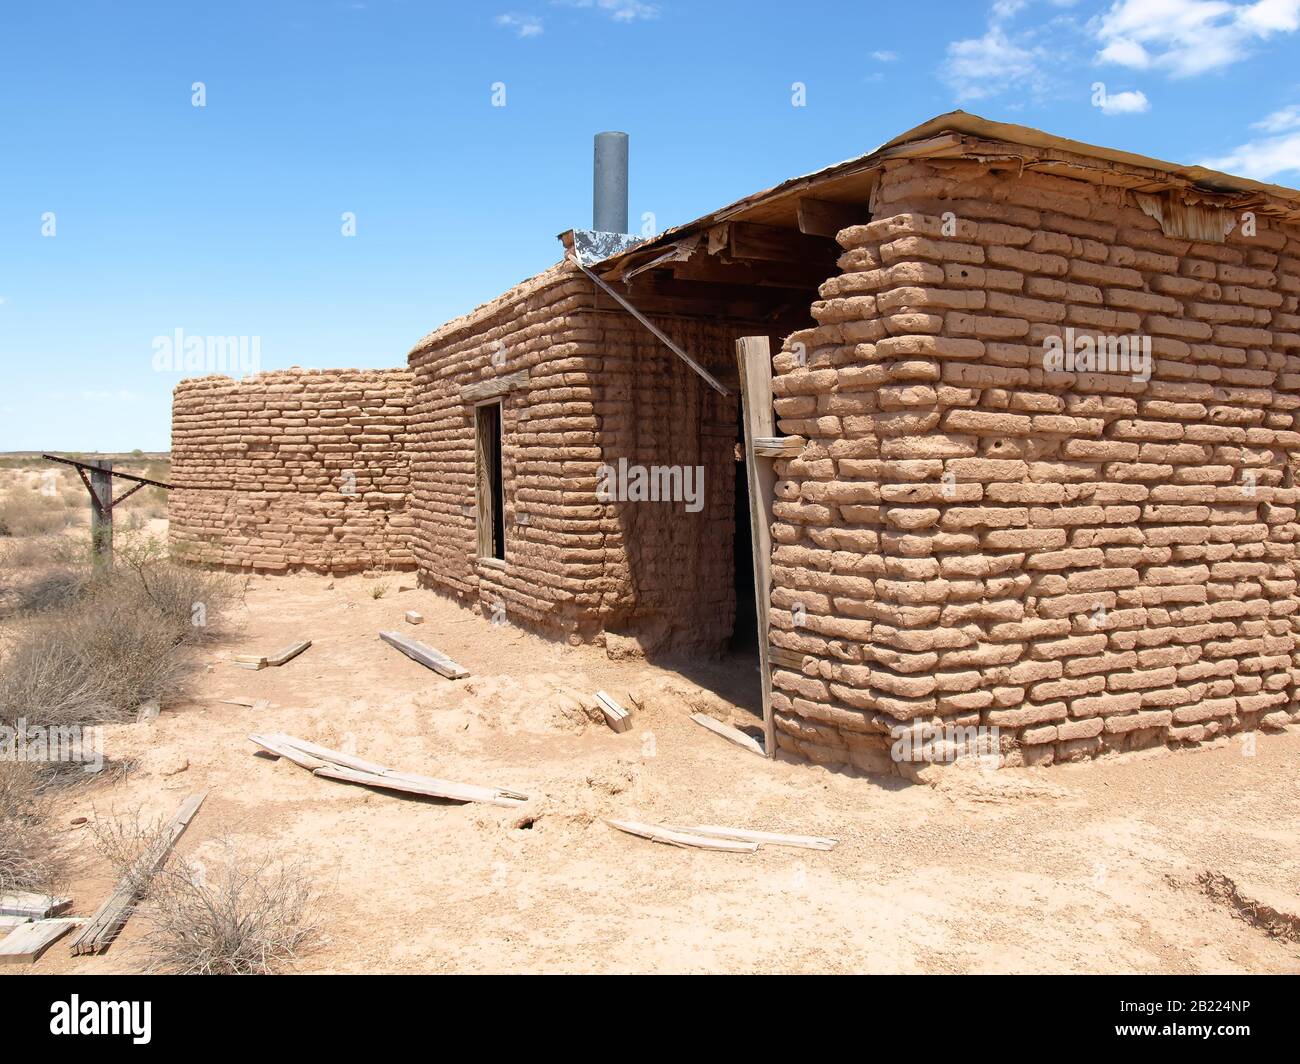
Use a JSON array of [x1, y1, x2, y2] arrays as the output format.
[[594, 690, 632, 734], [234, 640, 311, 669], [379, 630, 468, 679], [664, 824, 838, 851], [0, 918, 86, 965], [690, 713, 765, 757], [605, 819, 758, 853], [0, 892, 71, 920], [249, 734, 528, 808], [313, 763, 527, 809], [69, 792, 206, 956]]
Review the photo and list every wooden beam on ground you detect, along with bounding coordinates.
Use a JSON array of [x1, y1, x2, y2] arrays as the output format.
[[249, 734, 529, 808], [594, 690, 632, 734], [69, 791, 207, 956], [728, 221, 838, 264], [379, 630, 469, 679], [460, 369, 529, 405], [0, 893, 71, 920], [752, 435, 805, 458], [665, 824, 839, 851], [313, 763, 527, 809], [736, 335, 778, 760], [0, 918, 86, 965], [248, 732, 330, 771], [690, 713, 766, 758], [796, 196, 865, 238], [233, 640, 311, 670], [605, 819, 759, 853]]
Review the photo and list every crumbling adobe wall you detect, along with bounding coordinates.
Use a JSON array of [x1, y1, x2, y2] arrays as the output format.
[[407, 260, 753, 654], [769, 156, 1300, 773], [170, 368, 414, 573]]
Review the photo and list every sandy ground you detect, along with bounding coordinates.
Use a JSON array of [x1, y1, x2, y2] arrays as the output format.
[[5, 553, 1298, 975]]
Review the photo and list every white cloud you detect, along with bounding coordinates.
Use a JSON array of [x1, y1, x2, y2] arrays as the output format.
[[1094, 0, 1300, 77], [554, 0, 660, 21], [1202, 129, 1300, 178], [495, 13, 544, 37], [1254, 103, 1300, 131], [871, 50, 899, 61], [1099, 87, 1151, 112], [942, 25, 1050, 100]]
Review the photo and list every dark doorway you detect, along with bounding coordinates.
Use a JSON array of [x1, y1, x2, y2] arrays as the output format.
[[475, 401, 505, 561], [731, 410, 757, 651]]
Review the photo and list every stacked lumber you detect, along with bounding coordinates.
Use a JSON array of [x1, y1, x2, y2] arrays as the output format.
[[69, 792, 207, 956], [249, 733, 527, 808]]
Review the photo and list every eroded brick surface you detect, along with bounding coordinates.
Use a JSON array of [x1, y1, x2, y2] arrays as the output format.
[[769, 158, 1300, 772]]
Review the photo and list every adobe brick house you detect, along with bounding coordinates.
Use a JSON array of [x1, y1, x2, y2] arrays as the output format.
[[173, 111, 1300, 772]]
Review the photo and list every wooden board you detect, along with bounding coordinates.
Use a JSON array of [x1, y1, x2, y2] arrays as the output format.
[[0, 916, 32, 933], [691, 713, 766, 757], [666, 824, 838, 851], [594, 690, 632, 734], [248, 732, 330, 771], [461, 368, 529, 404], [0, 892, 71, 920], [735, 335, 778, 759], [314, 763, 527, 809], [266, 733, 389, 775], [752, 435, 805, 458], [69, 792, 206, 956], [767, 645, 805, 670], [266, 640, 311, 667], [605, 819, 758, 853], [0, 918, 85, 965], [234, 640, 310, 669], [379, 630, 468, 679], [250, 733, 529, 808]]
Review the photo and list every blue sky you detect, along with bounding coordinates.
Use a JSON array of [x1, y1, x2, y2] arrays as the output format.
[[2, 0, 1299, 451]]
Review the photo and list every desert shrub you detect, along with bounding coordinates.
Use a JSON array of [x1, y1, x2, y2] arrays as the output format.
[[17, 569, 90, 612], [0, 761, 59, 897], [0, 490, 70, 537], [92, 819, 318, 975], [0, 538, 244, 730]]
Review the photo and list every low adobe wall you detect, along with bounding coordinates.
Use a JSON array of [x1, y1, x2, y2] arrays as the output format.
[[169, 368, 415, 574], [768, 155, 1300, 772]]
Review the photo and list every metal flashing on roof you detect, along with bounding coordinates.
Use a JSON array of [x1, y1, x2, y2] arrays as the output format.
[[566, 229, 646, 266]]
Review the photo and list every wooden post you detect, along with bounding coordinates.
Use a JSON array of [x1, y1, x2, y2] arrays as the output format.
[[735, 336, 777, 759], [89, 460, 113, 567]]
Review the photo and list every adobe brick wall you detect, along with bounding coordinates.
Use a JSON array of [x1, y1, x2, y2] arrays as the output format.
[[406, 260, 766, 652], [169, 368, 414, 573], [769, 156, 1300, 772]]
